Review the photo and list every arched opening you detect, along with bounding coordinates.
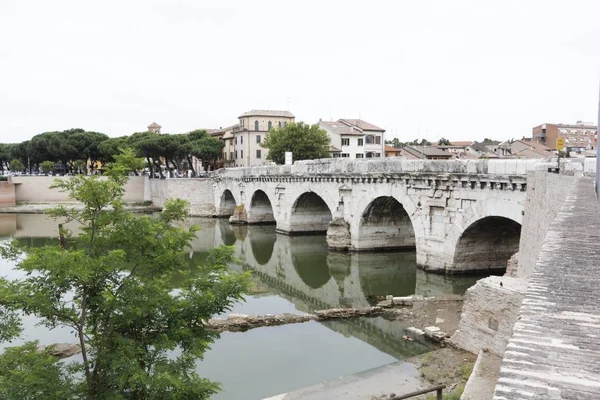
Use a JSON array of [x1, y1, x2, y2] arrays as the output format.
[[291, 236, 331, 289], [254, 120, 259, 131], [357, 196, 415, 251], [249, 190, 275, 225], [249, 226, 277, 265], [452, 216, 521, 274], [359, 252, 417, 299], [219, 190, 236, 217], [289, 192, 332, 234]]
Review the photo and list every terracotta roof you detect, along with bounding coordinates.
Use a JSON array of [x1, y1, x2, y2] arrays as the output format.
[[404, 145, 453, 159], [434, 141, 473, 147], [147, 122, 161, 129], [239, 110, 295, 118], [385, 145, 401, 152], [339, 119, 385, 132], [329, 145, 342, 152], [319, 121, 364, 136]]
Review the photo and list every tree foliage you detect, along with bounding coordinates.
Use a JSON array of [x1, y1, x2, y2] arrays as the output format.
[[9, 159, 24, 172], [261, 122, 330, 164], [438, 137, 452, 146], [0, 163, 249, 398]]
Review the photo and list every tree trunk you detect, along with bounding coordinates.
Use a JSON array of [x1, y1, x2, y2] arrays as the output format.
[[186, 155, 196, 177], [145, 156, 153, 177], [153, 160, 164, 179]]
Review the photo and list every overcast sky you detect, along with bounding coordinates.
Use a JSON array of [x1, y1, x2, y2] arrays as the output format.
[[1, 0, 599, 143]]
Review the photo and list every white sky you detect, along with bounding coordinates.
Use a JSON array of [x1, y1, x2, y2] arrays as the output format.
[[1, 0, 599, 143]]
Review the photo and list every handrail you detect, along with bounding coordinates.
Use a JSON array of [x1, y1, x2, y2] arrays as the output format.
[[390, 384, 446, 400]]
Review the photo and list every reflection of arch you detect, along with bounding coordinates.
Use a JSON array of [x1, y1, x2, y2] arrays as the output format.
[[289, 192, 333, 234], [358, 196, 415, 250], [452, 216, 521, 273], [219, 190, 237, 217], [249, 190, 275, 224], [291, 236, 331, 289], [358, 252, 417, 297], [249, 226, 277, 265], [218, 221, 237, 246]]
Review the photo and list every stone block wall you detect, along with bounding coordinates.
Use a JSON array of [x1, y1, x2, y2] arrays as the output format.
[[450, 275, 527, 356], [150, 178, 216, 216], [515, 171, 577, 279]]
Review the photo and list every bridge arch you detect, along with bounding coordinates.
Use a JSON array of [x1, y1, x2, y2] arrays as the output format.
[[451, 216, 521, 273], [350, 188, 425, 253], [218, 189, 237, 217], [357, 196, 416, 251], [288, 191, 334, 234], [248, 190, 276, 225]]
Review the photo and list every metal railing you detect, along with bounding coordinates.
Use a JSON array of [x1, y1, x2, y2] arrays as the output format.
[[390, 384, 446, 400]]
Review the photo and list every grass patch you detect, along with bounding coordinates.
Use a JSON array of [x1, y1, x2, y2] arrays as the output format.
[[129, 201, 153, 207], [425, 383, 465, 400]]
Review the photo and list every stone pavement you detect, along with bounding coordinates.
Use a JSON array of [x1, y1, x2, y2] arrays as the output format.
[[493, 178, 600, 399]]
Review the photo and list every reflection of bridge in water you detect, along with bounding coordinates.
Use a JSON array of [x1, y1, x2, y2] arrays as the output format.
[[0, 214, 476, 359], [187, 218, 478, 359]]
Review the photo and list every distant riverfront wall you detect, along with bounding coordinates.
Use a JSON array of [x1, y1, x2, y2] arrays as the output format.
[[149, 178, 216, 216], [9, 176, 148, 204]]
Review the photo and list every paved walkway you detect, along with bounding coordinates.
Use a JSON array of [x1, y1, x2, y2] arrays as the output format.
[[493, 178, 600, 399]]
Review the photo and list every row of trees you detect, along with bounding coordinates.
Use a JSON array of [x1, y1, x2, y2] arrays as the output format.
[[0, 128, 224, 177], [385, 137, 434, 147]]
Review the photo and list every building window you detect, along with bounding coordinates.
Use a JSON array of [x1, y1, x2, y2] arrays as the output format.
[[341, 153, 350, 158], [366, 152, 374, 158], [256, 149, 261, 159], [278, 121, 282, 128], [235, 137, 238, 144], [356, 153, 364, 158], [254, 120, 259, 131], [241, 150, 243, 159], [375, 153, 381, 157], [230, 152, 234, 160], [341, 138, 350, 146], [235, 150, 238, 159], [366, 135, 374, 144], [241, 135, 243, 144], [256, 135, 261, 143], [357, 138, 363, 146], [375, 136, 381, 144], [333, 153, 341, 158], [268, 121, 272, 130]]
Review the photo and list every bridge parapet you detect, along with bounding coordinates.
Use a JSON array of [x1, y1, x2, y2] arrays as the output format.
[[214, 158, 543, 179]]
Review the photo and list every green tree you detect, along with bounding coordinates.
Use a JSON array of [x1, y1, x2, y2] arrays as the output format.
[[385, 138, 402, 147], [261, 122, 330, 164], [110, 147, 146, 176], [190, 135, 224, 172], [72, 159, 87, 174], [40, 160, 55, 174], [0, 164, 248, 398], [438, 137, 452, 146], [9, 159, 24, 172]]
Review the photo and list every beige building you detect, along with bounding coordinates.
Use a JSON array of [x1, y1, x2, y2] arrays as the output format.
[[319, 119, 385, 159], [532, 121, 597, 150], [210, 124, 238, 168], [231, 110, 295, 167]]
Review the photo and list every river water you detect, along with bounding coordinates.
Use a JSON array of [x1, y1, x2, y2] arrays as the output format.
[[0, 214, 479, 400]]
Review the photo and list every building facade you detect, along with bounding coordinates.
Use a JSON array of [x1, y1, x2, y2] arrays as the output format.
[[232, 110, 295, 167], [318, 119, 385, 159], [532, 122, 597, 150]]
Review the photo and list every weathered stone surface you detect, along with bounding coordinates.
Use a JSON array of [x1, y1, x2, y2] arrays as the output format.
[[407, 327, 425, 336], [229, 204, 247, 224], [450, 275, 527, 356], [504, 252, 519, 277], [516, 171, 576, 279], [493, 178, 600, 399], [462, 349, 502, 400], [326, 218, 351, 250], [208, 307, 388, 332], [38, 343, 81, 359]]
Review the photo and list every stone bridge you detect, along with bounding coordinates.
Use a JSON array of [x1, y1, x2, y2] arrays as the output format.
[[211, 158, 542, 274]]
